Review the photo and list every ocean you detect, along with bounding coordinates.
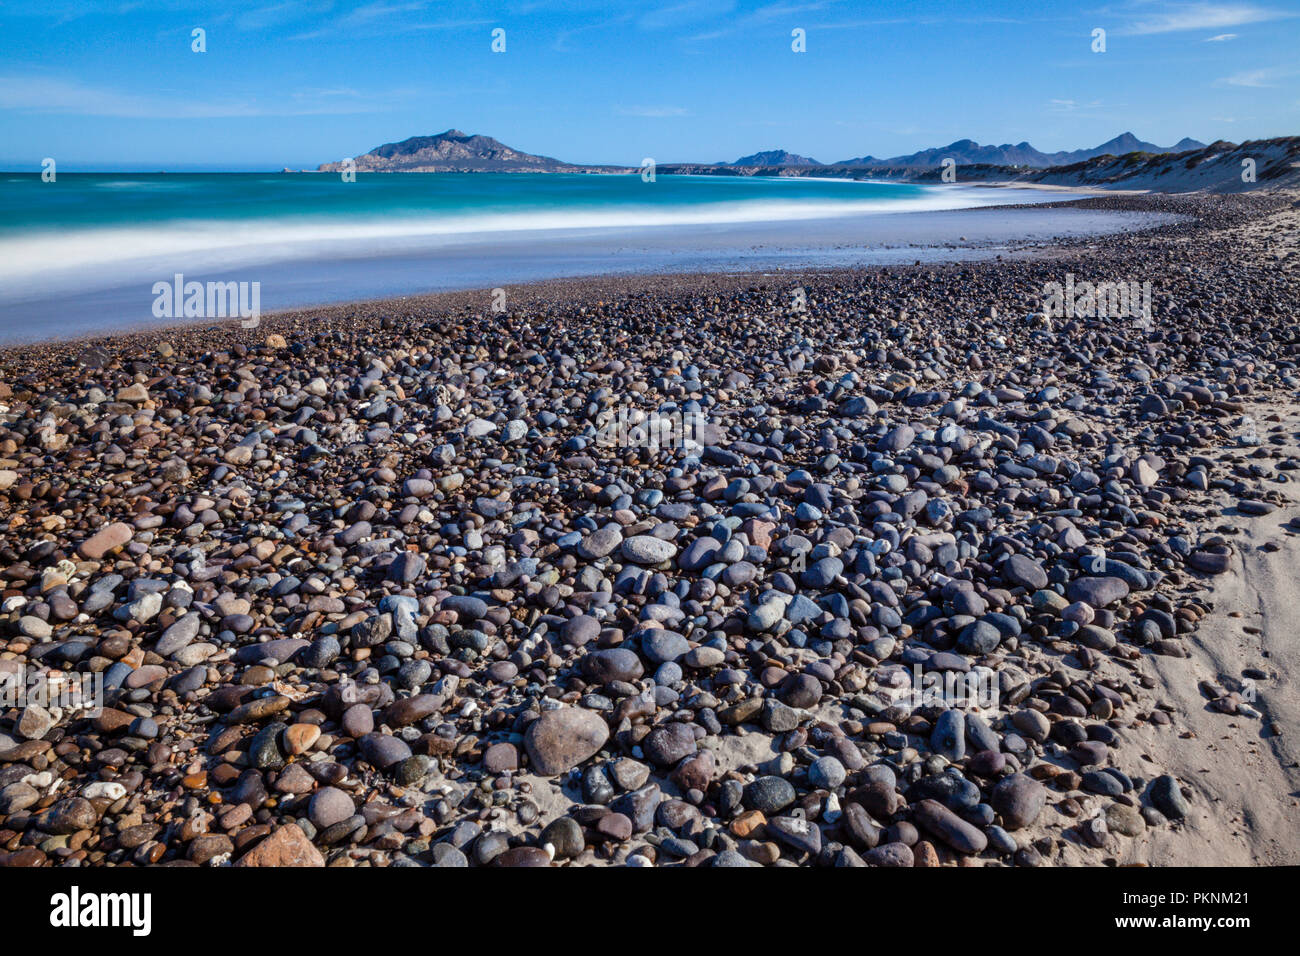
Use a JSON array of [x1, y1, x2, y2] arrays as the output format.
[[0, 172, 1157, 343]]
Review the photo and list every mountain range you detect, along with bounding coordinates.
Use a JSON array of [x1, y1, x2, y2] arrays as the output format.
[[746, 133, 1205, 168], [316, 129, 1209, 174], [828, 132, 1205, 168], [663, 137, 1300, 194]]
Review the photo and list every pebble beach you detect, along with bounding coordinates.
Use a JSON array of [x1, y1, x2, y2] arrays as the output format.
[[1, 189, 1298, 868]]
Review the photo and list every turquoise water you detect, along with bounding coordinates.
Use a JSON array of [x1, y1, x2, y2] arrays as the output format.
[[0, 172, 957, 233], [0, 172, 1023, 285], [0, 171, 1137, 343]]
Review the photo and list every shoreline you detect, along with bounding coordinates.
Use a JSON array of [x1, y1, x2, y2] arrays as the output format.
[[970, 181, 1150, 195], [1, 193, 1189, 350], [1, 187, 1298, 868]]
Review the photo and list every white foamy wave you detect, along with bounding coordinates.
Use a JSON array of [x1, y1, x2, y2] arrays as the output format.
[[0, 189, 1016, 291], [91, 180, 190, 190]]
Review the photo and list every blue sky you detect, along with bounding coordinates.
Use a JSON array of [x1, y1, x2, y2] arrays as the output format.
[[0, 0, 1297, 170]]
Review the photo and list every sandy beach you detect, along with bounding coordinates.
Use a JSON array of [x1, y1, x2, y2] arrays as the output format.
[[1, 187, 1297, 869]]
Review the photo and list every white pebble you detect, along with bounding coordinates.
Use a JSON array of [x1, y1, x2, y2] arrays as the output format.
[[82, 781, 127, 800]]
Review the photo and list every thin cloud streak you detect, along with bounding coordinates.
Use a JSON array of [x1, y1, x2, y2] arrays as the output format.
[[1119, 2, 1289, 35], [1218, 67, 1291, 87], [617, 105, 691, 117], [0, 75, 415, 118]]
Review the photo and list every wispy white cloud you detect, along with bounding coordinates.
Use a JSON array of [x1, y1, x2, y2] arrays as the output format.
[[319, 0, 429, 29], [637, 0, 737, 31], [1221, 68, 1273, 86], [553, 11, 636, 52], [234, 1, 327, 32], [1217, 66, 1294, 86], [1119, 3, 1290, 35], [1204, 32, 1238, 40], [410, 18, 495, 31], [284, 1, 490, 40], [1049, 98, 1105, 112], [685, 6, 1045, 42], [616, 105, 691, 117], [0, 75, 413, 118], [684, 0, 834, 42]]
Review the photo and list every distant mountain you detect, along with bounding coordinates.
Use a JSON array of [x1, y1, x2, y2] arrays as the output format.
[[832, 132, 1207, 168], [313, 128, 1212, 175], [1073, 132, 1206, 163], [316, 129, 621, 173], [836, 139, 1046, 168], [656, 137, 1300, 194], [727, 150, 822, 166]]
